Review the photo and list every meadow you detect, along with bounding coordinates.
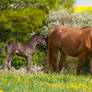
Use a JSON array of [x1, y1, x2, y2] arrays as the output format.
[[0, 71, 92, 92], [0, 1, 92, 92]]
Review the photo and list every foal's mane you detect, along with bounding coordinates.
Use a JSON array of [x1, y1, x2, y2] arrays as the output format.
[[27, 33, 41, 42]]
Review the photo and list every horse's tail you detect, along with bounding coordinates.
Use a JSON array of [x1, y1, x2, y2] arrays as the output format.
[[48, 42, 52, 72], [0, 44, 7, 55], [47, 28, 54, 72]]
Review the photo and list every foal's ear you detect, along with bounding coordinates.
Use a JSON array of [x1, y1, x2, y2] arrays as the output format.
[[36, 32, 41, 35]]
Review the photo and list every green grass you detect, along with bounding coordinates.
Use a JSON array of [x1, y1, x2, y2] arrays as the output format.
[[0, 71, 92, 92]]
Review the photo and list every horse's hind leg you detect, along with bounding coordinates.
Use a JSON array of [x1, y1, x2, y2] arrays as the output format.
[[3, 58, 8, 71], [76, 54, 84, 76], [90, 58, 92, 76], [26, 55, 32, 73], [59, 53, 66, 74], [3, 54, 13, 71], [50, 47, 59, 72]]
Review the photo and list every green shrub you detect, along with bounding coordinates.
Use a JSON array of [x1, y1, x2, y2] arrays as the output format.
[[32, 45, 47, 65]]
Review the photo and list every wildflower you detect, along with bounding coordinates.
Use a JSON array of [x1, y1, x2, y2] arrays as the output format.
[[18, 77, 21, 82], [89, 79, 92, 84], [12, 90, 14, 92], [41, 88, 44, 91], [9, 89, 10, 92], [0, 90, 4, 92]]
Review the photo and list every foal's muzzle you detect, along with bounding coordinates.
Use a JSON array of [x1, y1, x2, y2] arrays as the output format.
[[43, 42, 47, 48]]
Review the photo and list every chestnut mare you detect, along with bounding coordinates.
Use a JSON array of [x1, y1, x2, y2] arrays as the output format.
[[48, 25, 92, 76]]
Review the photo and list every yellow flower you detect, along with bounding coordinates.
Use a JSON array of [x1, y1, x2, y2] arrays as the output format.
[[9, 89, 10, 92], [89, 79, 92, 84], [12, 90, 14, 92], [41, 88, 44, 91], [0, 90, 4, 92], [18, 77, 21, 82]]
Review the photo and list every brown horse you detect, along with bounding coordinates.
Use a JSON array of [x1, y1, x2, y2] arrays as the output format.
[[48, 25, 92, 76]]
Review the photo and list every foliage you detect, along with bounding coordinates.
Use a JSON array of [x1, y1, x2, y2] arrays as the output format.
[[0, 0, 75, 42], [0, 71, 92, 92], [0, 7, 46, 41], [32, 45, 47, 65], [0, 0, 75, 10], [43, 8, 92, 37], [0, 0, 9, 10]]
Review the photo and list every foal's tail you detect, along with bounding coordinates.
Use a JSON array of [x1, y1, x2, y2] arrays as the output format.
[[0, 44, 7, 55]]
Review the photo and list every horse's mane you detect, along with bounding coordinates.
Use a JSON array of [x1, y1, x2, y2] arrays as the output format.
[[27, 33, 41, 42], [81, 26, 91, 30]]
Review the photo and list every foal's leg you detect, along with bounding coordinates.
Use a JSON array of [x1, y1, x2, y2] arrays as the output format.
[[7, 54, 14, 70], [76, 54, 84, 76], [51, 47, 59, 72], [3, 54, 13, 71], [59, 53, 66, 74], [26, 55, 32, 73], [3, 58, 8, 70]]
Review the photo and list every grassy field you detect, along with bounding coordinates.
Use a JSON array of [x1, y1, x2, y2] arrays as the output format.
[[74, 5, 92, 12], [0, 71, 92, 92]]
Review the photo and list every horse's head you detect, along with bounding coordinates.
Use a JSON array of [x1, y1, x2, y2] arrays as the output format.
[[35, 33, 47, 47]]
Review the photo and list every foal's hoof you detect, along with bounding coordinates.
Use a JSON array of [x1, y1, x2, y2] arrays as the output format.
[[60, 71, 64, 75], [3, 68, 8, 72], [26, 71, 32, 73], [0, 66, 3, 69]]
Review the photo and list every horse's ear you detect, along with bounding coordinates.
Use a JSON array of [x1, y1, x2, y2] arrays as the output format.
[[85, 30, 91, 51], [36, 32, 40, 35], [30, 32, 36, 36]]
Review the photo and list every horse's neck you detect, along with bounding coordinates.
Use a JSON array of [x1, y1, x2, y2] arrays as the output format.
[[27, 37, 38, 49]]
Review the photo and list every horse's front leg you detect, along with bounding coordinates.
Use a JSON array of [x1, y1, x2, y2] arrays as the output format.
[[26, 55, 32, 73], [76, 53, 84, 76]]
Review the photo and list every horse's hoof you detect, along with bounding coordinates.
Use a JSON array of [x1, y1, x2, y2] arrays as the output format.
[[60, 71, 64, 75], [3, 68, 8, 72]]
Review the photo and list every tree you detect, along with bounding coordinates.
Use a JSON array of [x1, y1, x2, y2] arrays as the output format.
[[0, 0, 75, 42]]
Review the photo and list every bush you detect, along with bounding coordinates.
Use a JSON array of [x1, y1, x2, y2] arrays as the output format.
[[32, 45, 47, 65], [43, 8, 92, 37]]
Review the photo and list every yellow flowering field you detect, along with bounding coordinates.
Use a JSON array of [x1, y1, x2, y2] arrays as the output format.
[[74, 5, 92, 12], [0, 71, 92, 92]]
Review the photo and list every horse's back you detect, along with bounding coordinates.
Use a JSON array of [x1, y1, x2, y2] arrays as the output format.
[[48, 26, 83, 57], [49, 25, 82, 36], [48, 25, 82, 44]]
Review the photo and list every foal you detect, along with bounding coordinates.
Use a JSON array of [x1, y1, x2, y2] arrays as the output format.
[[0, 33, 46, 72]]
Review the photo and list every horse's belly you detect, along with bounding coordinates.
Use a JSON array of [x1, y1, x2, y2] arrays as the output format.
[[64, 51, 78, 57], [61, 46, 78, 57], [16, 50, 26, 57]]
